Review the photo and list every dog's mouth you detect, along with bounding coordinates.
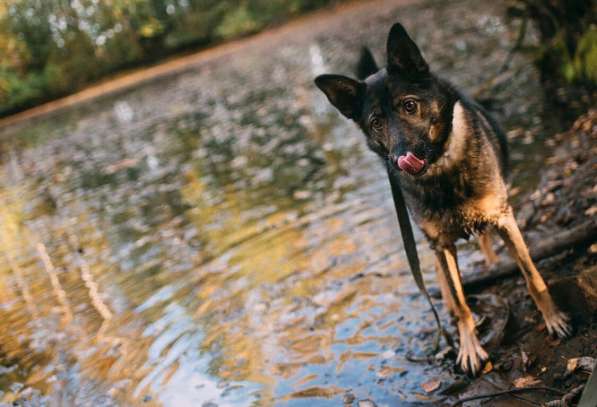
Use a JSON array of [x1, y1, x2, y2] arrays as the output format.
[[393, 152, 427, 176]]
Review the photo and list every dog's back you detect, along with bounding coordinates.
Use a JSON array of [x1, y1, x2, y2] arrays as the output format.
[[456, 91, 509, 176]]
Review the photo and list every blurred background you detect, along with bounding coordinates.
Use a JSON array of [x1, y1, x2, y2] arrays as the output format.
[[0, 0, 595, 406], [0, 0, 340, 116]]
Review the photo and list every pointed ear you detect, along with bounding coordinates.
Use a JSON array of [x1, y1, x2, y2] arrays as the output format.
[[386, 22, 429, 76], [356, 47, 378, 80], [314, 74, 365, 120]]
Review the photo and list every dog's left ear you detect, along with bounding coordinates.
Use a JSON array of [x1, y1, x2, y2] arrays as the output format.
[[356, 47, 378, 80], [386, 22, 429, 76], [314, 74, 365, 120]]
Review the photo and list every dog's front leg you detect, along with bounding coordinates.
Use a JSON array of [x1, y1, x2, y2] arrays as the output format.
[[435, 244, 488, 374], [496, 208, 571, 338]]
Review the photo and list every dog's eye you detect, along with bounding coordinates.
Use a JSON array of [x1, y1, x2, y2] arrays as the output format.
[[370, 116, 383, 131], [403, 99, 417, 114]]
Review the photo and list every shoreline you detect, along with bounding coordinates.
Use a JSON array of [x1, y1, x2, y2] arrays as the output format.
[[0, 0, 414, 131]]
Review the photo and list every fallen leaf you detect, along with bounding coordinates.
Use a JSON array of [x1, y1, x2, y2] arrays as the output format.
[[421, 379, 441, 393], [482, 360, 493, 374], [566, 357, 595, 375], [513, 375, 541, 388]]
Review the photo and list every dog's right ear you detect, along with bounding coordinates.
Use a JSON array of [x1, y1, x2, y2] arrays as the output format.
[[314, 74, 365, 120], [356, 47, 378, 80]]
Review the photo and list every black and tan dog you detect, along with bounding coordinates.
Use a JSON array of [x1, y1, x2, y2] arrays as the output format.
[[314, 23, 570, 374]]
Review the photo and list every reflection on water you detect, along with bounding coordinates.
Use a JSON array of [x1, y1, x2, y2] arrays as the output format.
[[1, 1, 556, 406]]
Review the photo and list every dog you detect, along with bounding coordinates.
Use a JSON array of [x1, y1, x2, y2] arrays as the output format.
[[314, 22, 570, 374]]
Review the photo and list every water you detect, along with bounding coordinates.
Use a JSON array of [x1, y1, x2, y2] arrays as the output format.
[[0, 1, 559, 405]]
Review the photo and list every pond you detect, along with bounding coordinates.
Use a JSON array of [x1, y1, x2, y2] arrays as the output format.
[[0, 0, 560, 405]]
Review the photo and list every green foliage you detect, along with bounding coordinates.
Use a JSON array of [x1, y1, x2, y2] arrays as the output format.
[[508, 0, 596, 86], [0, 0, 341, 116], [573, 27, 597, 83]]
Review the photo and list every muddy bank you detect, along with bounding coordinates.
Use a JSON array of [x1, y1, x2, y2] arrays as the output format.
[[436, 110, 597, 406]]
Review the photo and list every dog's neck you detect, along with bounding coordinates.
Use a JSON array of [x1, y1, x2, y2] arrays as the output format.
[[423, 100, 468, 178]]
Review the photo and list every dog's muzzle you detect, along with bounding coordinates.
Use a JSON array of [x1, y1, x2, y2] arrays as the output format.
[[391, 152, 426, 175]]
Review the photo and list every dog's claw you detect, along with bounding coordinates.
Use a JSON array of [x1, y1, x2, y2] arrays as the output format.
[[544, 311, 571, 339], [456, 319, 489, 375]]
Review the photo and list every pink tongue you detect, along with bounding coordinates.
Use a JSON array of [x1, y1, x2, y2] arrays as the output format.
[[397, 152, 426, 175]]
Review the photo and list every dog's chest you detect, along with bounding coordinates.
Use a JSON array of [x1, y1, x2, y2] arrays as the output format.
[[400, 171, 507, 239]]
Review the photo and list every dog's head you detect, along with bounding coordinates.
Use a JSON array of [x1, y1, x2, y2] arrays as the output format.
[[315, 23, 457, 177]]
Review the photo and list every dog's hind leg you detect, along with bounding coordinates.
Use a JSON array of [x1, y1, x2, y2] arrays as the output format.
[[496, 208, 571, 338], [435, 244, 488, 374], [435, 257, 456, 315], [478, 230, 498, 267]]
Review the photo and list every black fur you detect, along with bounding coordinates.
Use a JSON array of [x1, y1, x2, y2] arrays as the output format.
[[356, 47, 378, 80]]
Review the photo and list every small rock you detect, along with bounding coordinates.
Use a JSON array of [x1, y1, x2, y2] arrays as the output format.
[[358, 400, 377, 407], [343, 392, 356, 404]]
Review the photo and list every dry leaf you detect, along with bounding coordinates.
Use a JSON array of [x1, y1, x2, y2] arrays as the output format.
[[566, 357, 595, 375], [421, 379, 441, 393], [482, 360, 493, 374], [513, 375, 541, 388]]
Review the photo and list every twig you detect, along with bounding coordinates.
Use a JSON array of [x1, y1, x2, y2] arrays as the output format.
[[462, 220, 596, 291], [544, 385, 584, 407], [430, 220, 596, 298], [451, 386, 564, 407]]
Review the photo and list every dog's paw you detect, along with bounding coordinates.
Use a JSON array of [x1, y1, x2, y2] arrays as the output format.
[[544, 311, 571, 339], [456, 320, 489, 375]]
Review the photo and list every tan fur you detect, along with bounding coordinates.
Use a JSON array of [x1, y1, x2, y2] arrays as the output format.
[[435, 244, 488, 373], [426, 101, 468, 176], [434, 257, 456, 314], [420, 219, 441, 241], [496, 209, 570, 338], [478, 232, 498, 267], [461, 190, 508, 224]]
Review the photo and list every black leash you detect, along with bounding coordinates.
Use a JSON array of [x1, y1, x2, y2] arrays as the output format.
[[386, 163, 452, 352]]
